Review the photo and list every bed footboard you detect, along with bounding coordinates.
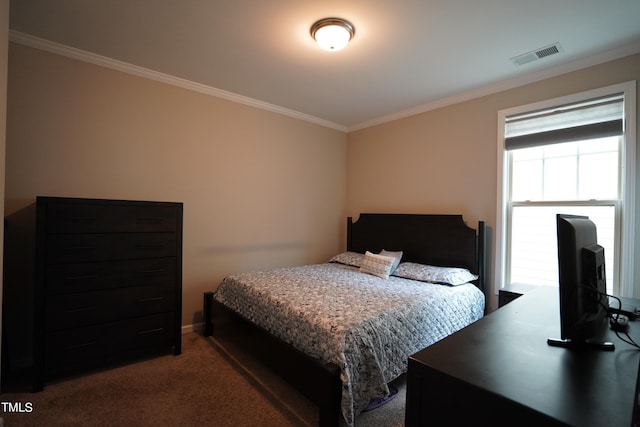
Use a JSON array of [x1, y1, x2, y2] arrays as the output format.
[[203, 292, 342, 426]]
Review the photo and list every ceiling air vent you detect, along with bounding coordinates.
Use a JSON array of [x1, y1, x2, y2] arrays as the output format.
[[511, 43, 564, 66]]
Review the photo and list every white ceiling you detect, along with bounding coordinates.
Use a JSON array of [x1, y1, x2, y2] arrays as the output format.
[[9, 0, 640, 131]]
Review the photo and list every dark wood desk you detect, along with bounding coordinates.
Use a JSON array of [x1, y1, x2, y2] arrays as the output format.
[[406, 286, 640, 427]]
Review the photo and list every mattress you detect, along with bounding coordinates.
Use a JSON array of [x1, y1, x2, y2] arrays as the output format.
[[213, 262, 484, 425]]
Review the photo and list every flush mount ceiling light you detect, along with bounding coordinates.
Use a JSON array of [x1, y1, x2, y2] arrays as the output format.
[[310, 18, 355, 51]]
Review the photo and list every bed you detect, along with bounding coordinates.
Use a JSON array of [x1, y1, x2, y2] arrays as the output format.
[[203, 213, 486, 426]]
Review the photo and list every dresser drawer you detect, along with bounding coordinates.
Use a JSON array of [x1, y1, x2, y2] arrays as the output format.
[[46, 284, 176, 331], [45, 312, 176, 373], [46, 233, 177, 264], [46, 203, 179, 233], [46, 257, 176, 294]]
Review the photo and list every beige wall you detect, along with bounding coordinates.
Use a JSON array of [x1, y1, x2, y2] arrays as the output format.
[[347, 53, 640, 309], [5, 39, 639, 321], [5, 43, 347, 327]]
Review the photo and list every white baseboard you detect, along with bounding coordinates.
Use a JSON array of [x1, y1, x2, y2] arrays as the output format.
[[182, 322, 203, 334]]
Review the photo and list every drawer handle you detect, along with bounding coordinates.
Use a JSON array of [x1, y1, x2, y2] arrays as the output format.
[[66, 306, 98, 313], [65, 341, 97, 351], [63, 274, 99, 281], [138, 327, 164, 335], [137, 218, 164, 224], [138, 297, 165, 303], [70, 217, 97, 224], [136, 243, 166, 249], [141, 268, 166, 274]]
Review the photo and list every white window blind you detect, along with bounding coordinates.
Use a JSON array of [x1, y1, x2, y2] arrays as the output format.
[[504, 94, 624, 150]]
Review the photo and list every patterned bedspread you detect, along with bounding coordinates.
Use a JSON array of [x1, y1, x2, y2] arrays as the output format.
[[213, 262, 484, 426]]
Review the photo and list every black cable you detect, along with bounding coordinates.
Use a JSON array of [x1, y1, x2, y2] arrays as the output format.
[[591, 288, 640, 350]]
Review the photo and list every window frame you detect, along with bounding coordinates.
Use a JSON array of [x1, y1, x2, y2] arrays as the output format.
[[495, 81, 636, 297]]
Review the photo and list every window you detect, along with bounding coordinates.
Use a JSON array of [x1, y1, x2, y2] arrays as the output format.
[[496, 82, 636, 297]]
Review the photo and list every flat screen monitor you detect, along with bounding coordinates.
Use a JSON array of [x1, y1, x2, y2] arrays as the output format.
[[547, 214, 612, 350]]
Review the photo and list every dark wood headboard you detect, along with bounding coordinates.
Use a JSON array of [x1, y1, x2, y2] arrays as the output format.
[[346, 214, 486, 292]]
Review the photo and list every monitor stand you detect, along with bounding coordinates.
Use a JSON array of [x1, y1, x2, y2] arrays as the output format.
[[547, 337, 615, 351]]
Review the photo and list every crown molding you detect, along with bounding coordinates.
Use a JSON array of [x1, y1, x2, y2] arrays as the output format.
[[10, 30, 640, 134], [9, 30, 348, 133], [348, 39, 640, 132]]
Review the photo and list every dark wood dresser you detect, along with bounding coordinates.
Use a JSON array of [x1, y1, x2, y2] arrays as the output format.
[[406, 286, 640, 427], [2, 197, 183, 391]]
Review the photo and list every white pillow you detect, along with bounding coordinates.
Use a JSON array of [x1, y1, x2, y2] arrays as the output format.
[[329, 251, 363, 267], [393, 262, 478, 286], [380, 250, 403, 274], [360, 251, 395, 279]]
